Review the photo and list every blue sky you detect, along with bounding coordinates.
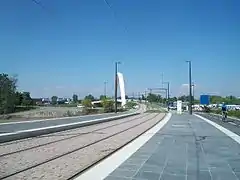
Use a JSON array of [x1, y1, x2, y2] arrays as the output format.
[[1, 0, 240, 98]]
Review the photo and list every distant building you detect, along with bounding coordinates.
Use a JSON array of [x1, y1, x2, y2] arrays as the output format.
[[32, 98, 43, 105], [42, 98, 51, 105], [65, 98, 72, 104], [56, 98, 72, 104]]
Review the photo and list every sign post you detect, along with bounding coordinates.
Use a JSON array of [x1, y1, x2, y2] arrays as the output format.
[[177, 100, 182, 114]]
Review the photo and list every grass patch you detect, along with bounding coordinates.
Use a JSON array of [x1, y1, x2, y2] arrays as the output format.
[[0, 119, 10, 123], [210, 109, 240, 119], [145, 102, 167, 113], [14, 106, 37, 113]]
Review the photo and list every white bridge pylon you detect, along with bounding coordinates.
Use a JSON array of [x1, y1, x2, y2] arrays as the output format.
[[117, 72, 126, 106]]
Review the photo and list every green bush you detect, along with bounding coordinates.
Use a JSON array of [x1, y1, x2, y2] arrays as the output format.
[[227, 110, 240, 118], [14, 106, 37, 113], [210, 109, 240, 118], [81, 99, 92, 108], [82, 108, 99, 115], [63, 110, 74, 117], [101, 99, 114, 113], [117, 108, 127, 112], [81, 99, 93, 114], [125, 101, 137, 109]]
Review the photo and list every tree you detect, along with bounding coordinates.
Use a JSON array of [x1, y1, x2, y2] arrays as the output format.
[[210, 96, 222, 104], [51, 96, 58, 105], [147, 93, 162, 103], [15, 91, 23, 106], [210, 95, 240, 105], [172, 97, 177, 102], [100, 95, 107, 100], [178, 95, 188, 102], [162, 98, 167, 104], [194, 99, 200, 104], [22, 92, 33, 106], [72, 94, 78, 103], [0, 73, 17, 114], [168, 97, 177, 103], [84, 94, 95, 101]]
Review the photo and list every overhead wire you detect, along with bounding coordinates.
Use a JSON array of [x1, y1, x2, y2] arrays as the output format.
[[30, 0, 46, 10], [103, 0, 128, 34], [30, 0, 55, 16]]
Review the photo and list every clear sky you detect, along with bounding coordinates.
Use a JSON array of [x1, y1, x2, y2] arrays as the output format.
[[1, 0, 239, 98]]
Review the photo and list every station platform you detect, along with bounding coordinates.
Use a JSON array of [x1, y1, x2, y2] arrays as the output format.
[[79, 113, 240, 180]]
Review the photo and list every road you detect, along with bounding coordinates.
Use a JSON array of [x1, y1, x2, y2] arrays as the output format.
[[0, 111, 132, 134]]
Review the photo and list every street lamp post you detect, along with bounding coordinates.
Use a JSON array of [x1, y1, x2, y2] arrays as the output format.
[[163, 82, 170, 110], [186, 61, 192, 115], [161, 73, 164, 87], [115, 62, 121, 113]]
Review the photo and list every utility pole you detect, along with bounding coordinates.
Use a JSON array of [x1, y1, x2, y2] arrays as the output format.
[[186, 61, 192, 115], [104, 81, 107, 97], [192, 83, 195, 105], [167, 82, 170, 100], [167, 82, 170, 110], [145, 90, 147, 103], [115, 62, 120, 113]]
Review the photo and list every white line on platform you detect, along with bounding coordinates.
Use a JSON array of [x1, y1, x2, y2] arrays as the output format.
[[75, 113, 172, 180], [228, 122, 237, 126], [194, 114, 240, 145], [0, 113, 137, 137]]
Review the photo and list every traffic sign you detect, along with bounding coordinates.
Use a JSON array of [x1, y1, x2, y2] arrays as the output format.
[[200, 95, 210, 105]]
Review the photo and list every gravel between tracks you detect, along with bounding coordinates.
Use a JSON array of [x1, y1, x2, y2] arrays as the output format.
[[0, 113, 165, 180], [0, 113, 146, 156]]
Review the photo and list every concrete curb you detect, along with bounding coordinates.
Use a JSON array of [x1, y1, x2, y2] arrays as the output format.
[[0, 111, 133, 125], [0, 112, 140, 143]]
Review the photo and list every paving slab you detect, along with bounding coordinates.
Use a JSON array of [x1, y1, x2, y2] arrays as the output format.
[[105, 114, 240, 180]]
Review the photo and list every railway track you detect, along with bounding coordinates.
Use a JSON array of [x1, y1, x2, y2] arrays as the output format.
[[0, 113, 150, 157], [0, 112, 165, 180]]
